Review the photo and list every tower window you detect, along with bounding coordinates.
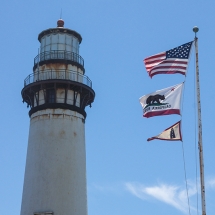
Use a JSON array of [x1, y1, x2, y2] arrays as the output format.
[[47, 89, 55, 103]]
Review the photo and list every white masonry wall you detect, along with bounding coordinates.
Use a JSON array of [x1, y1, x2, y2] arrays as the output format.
[[20, 109, 87, 215]]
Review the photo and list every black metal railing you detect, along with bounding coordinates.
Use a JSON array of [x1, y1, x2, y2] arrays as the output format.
[[24, 70, 92, 88], [34, 51, 84, 67]]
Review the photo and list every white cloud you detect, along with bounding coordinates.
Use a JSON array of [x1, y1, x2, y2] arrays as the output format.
[[125, 182, 148, 200], [88, 176, 215, 213], [125, 182, 197, 214]]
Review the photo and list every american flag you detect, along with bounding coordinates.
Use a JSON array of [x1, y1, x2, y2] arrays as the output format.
[[144, 41, 193, 78]]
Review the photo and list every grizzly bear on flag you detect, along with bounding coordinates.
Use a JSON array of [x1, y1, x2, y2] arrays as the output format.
[[139, 83, 183, 118], [146, 94, 165, 105]]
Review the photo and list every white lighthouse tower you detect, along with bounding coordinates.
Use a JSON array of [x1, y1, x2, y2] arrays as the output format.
[[21, 19, 95, 215]]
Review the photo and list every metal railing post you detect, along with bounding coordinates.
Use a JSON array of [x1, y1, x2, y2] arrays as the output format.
[[24, 69, 92, 88], [33, 51, 84, 67]]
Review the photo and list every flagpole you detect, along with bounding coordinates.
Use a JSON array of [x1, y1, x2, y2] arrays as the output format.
[[193, 26, 206, 215]]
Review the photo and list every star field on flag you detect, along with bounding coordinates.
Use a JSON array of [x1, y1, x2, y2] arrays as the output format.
[[144, 41, 193, 78]]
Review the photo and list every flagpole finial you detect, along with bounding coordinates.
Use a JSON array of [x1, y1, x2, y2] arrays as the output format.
[[193, 26, 199, 38]]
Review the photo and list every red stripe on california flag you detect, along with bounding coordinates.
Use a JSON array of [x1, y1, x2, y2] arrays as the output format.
[[143, 109, 180, 118]]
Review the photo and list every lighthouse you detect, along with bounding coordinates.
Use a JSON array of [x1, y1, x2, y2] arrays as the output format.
[[21, 19, 95, 215]]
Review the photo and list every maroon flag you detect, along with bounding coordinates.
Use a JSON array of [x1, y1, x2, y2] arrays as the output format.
[[144, 41, 193, 78], [147, 121, 182, 141]]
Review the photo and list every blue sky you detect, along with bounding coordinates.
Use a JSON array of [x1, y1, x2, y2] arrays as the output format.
[[1, 1, 215, 214]]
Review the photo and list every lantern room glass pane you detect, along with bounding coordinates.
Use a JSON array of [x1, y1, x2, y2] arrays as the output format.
[[59, 34, 65, 43], [52, 34, 58, 43], [66, 45, 72, 52], [66, 34, 72, 45], [76, 42, 79, 54], [41, 38, 45, 49], [51, 43, 57, 50], [45, 45, 50, 52], [72, 38, 77, 48], [72, 38, 79, 53], [58, 43, 65, 51], [41, 46, 45, 53], [46, 35, 51, 46]]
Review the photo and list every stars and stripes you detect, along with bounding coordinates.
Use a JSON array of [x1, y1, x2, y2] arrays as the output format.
[[144, 41, 193, 78]]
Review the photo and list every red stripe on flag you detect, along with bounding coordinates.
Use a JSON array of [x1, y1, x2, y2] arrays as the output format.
[[150, 65, 187, 71], [148, 65, 187, 71], [146, 60, 188, 73], [144, 52, 166, 61], [144, 58, 166, 65], [143, 109, 180, 118], [159, 60, 188, 64], [149, 70, 186, 78]]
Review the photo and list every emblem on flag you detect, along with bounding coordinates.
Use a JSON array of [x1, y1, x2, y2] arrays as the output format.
[[147, 121, 182, 141], [144, 41, 193, 78], [139, 83, 184, 118]]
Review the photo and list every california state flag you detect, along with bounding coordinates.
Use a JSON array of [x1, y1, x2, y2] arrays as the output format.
[[139, 83, 184, 118], [147, 121, 182, 141]]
